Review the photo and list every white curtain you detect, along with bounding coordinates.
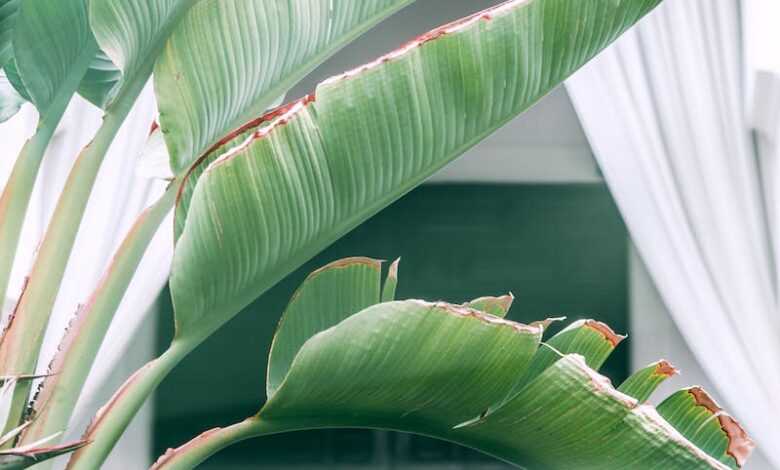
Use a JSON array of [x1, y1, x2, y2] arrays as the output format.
[[0, 86, 170, 468], [566, 0, 780, 467]]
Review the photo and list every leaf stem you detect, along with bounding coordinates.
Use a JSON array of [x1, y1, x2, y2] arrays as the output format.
[[0, 74, 145, 435], [65, 341, 193, 470], [150, 417, 279, 470], [0, 45, 93, 313], [18, 177, 180, 447], [0, 114, 61, 308]]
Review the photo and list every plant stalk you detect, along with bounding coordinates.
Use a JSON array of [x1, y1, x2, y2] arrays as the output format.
[[18, 178, 179, 447], [0, 75, 146, 435], [150, 417, 279, 470], [0, 44, 97, 310], [0, 115, 61, 308], [66, 341, 192, 470]]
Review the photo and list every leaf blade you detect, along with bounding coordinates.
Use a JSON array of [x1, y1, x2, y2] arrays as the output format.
[[465, 294, 514, 318], [657, 388, 754, 469], [0, 70, 22, 123], [266, 257, 382, 398], [263, 301, 544, 428], [618, 360, 678, 403], [260, 303, 729, 469], [77, 49, 121, 109], [381, 258, 400, 302], [0, 0, 19, 69], [170, 0, 662, 345], [87, 0, 198, 106], [11, 0, 96, 113], [155, 0, 416, 174]]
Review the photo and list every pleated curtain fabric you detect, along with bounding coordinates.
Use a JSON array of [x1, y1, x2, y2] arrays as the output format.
[[566, 0, 780, 467]]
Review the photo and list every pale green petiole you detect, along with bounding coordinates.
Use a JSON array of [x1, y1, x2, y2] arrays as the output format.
[[150, 417, 279, 470], [0, 72, 147, 435], [0, 44, 98, 317], [0, 114, 61, 307], [18, 177, 180, 449], [66, 340, 193, 470]]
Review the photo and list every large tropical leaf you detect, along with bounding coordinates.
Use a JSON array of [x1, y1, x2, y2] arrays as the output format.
[[152, 258, 754, 470], [169, 0, 662, 347], [86, 0, 199, 107], [261, 305, 742, 469], [155, 0, 415, 174], [266, 257, 383, 397], [656, 388, 755, 469], [0, 57, 24, 101], [9, 0, 95, 114], [0, 0, 18, 69], [0, 70, 22, 123], [76, 50, 121, 109], [618, 360, 678, 402]]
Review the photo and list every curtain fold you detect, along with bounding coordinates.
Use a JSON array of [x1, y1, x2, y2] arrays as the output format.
[[566, 0, 780, 467]]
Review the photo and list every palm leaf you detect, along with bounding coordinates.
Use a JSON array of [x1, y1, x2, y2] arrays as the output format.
[[9, 0, 95, 114], [152, 258, 754, 469], [0, 70, 22, 123], [657, 388, 754, 469], [618, 360, 678, 402], [464, 294, 514, 318], [169, 0, 662, 348], [86, 0, 199, 107], [154, 0, 416, 174], [77, 49, 121, 110], [0, 0, 19, 69], [266, 257, 383, 397]]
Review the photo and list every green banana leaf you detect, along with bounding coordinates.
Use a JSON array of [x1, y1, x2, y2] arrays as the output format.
[[3, 0, 123, 111], [266, 257, 383, 397], [152, 257, 754, 470], [86, 0, 198, 107], [618, 360, 678, 402], [381, 258, 400, 302], [9, 0, 96, 114], [465, 294, 514, 317], [0, 0, 18, 69], [154, 0, 415, 174], [169, 0, 662, 349], [76, 49, 121, 110], [0, 70, 22, 123], [0, 56, 24, 101]]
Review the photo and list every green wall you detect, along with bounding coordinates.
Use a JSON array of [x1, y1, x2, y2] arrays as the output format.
[[155, 184, 629, 468]]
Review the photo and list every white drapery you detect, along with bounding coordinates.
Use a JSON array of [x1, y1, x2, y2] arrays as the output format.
[[566, 0, 780, 467], [0, 87, 170, 469]]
